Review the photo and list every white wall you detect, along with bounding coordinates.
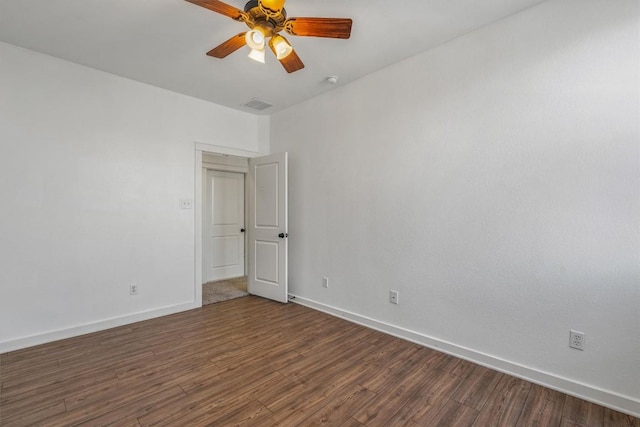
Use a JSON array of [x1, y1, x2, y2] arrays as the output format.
[[270, 0, 639, 415], [0, 42, 263, 351]]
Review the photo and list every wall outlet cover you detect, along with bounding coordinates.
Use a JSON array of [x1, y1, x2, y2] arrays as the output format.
[[569, 330, 584, 350], [389, 290, 399, 304]]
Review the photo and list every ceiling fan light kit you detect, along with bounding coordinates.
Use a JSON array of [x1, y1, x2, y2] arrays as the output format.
[[186, 0, 352, 73]]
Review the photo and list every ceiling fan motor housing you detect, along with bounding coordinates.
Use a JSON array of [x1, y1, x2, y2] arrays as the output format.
[[244, 0, 286, 34]]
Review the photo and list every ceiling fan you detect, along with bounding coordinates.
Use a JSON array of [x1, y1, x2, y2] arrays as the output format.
[[186, 0, 353, 73]]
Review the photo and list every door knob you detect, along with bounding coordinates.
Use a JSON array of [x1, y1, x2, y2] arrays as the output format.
[[278, 233, 288, 238], [240, 228, 245, 233]]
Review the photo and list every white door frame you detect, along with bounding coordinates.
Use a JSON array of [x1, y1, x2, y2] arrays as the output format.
[[194, 142, 262, 307]]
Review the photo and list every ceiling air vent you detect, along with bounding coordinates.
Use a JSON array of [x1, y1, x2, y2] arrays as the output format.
[[243, 98, 273, 111]]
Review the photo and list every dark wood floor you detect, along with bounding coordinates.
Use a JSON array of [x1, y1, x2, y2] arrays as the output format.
[[1, 297, 638, 426]]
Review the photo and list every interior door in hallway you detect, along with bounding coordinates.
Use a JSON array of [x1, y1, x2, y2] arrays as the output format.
[[204, 169, 245, 282]]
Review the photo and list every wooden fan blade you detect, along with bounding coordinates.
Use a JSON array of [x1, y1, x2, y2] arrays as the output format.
[[268, 40, 304, 73], [284, 17, 352, 39], [207, 33, 247, 58], [279, 50, 305, 73], [185, 0, 247, 21]]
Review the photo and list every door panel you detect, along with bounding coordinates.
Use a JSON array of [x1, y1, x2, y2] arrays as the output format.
[[248, 152, 288, 303], [255, 241, 279, 284], [204, 170, 245, 282], [213, 176, 240, 224], [212, 236, 239, 268], [255, 163, 279, 227]]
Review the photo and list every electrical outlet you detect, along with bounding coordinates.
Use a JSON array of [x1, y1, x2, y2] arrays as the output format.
[[389, 290, 399, 304], [130, 283, 138, 295], [181, 199, 193, 210], [569, 330, 584, 350], [322, 277, 329, 288]]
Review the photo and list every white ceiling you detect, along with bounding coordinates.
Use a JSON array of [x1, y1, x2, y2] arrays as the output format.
[[0, 0, 546, 115]]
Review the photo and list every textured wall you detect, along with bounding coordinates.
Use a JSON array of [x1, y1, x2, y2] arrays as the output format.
[[270, 0, 639, 413], [0, 42, 261, 349]]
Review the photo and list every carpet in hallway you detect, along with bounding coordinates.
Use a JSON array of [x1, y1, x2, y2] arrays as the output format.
[[202, 276, 248, 305]]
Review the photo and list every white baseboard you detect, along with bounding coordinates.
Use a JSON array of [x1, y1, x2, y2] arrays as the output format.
[[289, 294, 640, 418], [0, 301, 200, 353]]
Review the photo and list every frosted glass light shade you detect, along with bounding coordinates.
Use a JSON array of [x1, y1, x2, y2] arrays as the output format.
[[245, 29, 265, 50], [248, 48, 266, 63], [271, 35, 293, 59]]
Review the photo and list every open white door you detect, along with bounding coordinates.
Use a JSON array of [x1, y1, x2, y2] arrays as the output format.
[[248, 152, 288, 303]]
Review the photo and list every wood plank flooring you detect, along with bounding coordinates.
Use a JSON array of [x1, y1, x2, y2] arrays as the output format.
[[1, 296, 638, 426]]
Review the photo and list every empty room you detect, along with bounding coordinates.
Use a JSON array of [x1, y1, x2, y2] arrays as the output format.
[[0, 0, 638, 425]]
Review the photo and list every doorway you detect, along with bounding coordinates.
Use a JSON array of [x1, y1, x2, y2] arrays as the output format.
[[201, 153, 249, 305], [194, 143, 289, 307]]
